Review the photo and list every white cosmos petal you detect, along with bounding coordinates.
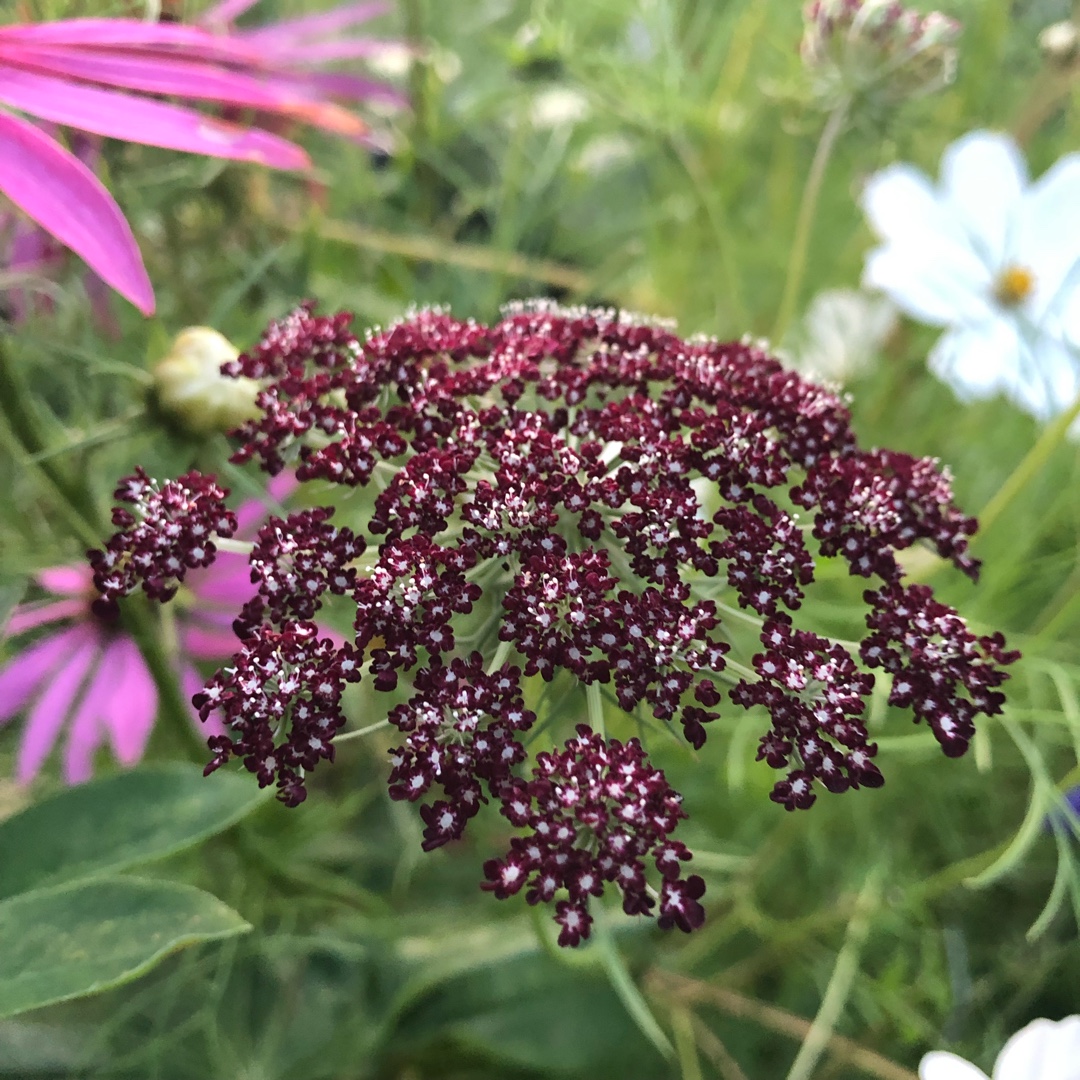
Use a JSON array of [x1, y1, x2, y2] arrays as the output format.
[[940, 131, 1026, 269], [919, 1051, 990, 1080], [992, 1016, 1080, 1080], [1008, 328, 1080, 419], [928, 321, 1021, 402], [861, 163, 968, 247], [863, 240, 994, 327], [1017, 153, 1080, 318], [932, 319, 1080, 419], [1061, 291, 1080, 350]]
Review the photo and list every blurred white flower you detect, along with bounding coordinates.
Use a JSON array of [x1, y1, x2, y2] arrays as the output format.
[[529, 87, 589, 129], [861, 130, 1080, 420], [366, 43, 415, 79], [574, 134, 635, 175], [919, 1015, 1080, 1080], [789, 288, 897, 383]]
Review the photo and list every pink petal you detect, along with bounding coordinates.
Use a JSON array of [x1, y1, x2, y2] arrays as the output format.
[[62, 638, 125, 783], [233, 471, 298, 536], [234, 501, 271, 537], [250, 39, 392, 63], [16, 628, 99, 784], [241, 2, 389, 43], [3, 43, 341, 116], [200, 0, 263, 27], [0, 624, 87, 725], [35, 565, 93, 596], [5, 598, 84, 637], [99, 637, 158, 767], [182, 663, 224, 737], [0, 20, 266, 57], [188, 556, 257, 606], [0, 110, 153, 314], [9, 215, 58, 270], [83, 267, 122, 340], [267, 470, 299, 503], [180, 620, 243, 661], [188, 608, 244, 629], [0, 68, 311, 170], [294, 70, 408, 107]]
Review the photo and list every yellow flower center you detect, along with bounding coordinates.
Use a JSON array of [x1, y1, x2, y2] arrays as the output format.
[[993, 265, 1036, 307]]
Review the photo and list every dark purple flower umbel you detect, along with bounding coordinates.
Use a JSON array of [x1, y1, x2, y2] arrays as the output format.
[[89, 300, 1019, 944], [89, 468, 237, 603]]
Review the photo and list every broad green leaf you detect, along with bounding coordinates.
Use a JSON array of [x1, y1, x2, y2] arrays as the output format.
[[0, 764, 267, 901], [0, 877, 250, 1019]]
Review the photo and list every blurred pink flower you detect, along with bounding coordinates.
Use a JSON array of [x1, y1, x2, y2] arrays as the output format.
[[0, 2, 402, 315], [0, 477, 295, 786]]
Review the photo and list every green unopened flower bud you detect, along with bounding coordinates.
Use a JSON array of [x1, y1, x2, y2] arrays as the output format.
[[801, 0, 961, 107], [153, 327, 261, 436]]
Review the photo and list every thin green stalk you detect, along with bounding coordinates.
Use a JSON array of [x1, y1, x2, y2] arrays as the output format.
[[586, 678, 606, 738], [595, 922, 676, 1062], [670, 1006, 706, 1080], [784, 864, 882, 1080], [976, 389, 1080, 536], [772, 100, 850, 345], [335, 718, 391, 744], [26, 407, 147, 463]]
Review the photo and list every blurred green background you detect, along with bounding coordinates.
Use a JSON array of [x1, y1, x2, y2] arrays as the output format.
[[1, 0, 1079, 1077]]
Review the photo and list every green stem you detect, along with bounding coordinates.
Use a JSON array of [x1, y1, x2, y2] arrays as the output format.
[[596, 922, 676, 1062], [26, 407, 147, 463], [586, 679, 606, 738], [125, 603, 210, 762], [783, 865, 881, 1080], [335, 718, 391, 744], [771, 100, 850, 345], [976, 390, 1080, 537]]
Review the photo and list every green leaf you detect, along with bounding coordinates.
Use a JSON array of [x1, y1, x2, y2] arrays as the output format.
[[0, 764, 267, 901], [0, 877, 250, 1019]]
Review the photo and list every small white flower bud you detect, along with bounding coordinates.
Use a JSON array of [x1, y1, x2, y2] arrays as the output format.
[[153, 326, 260, 436], [1039, 20, 1080, 67]]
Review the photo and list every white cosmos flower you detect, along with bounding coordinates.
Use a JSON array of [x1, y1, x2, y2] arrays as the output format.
[[919, 1016, 1080, 1080], [860, 130, 1080, 420], [789, 288, 897, 384]]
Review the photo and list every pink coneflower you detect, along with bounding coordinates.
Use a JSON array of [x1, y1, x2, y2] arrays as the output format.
[[0, 2, 402, 315], [0, 477, 294, 786]]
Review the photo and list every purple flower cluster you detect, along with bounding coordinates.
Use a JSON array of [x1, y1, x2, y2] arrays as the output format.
[[386, 654, 534, 850], [194, 621, 362, 806], [90, 300, 1019, 944], [234, 507, 365, 636], [89, 467, 237, 603], [484, 726, 705, 945]]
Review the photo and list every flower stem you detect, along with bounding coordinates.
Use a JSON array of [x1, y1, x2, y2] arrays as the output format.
[[485, 637, 514, 675], [771, 100, 850, 345], [586, 679, 606, 738], [335, 718, 391, 745], [595, 920, 676, 1062], [783, 864, 882, 1080], [976, 390, 1080, 537]]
